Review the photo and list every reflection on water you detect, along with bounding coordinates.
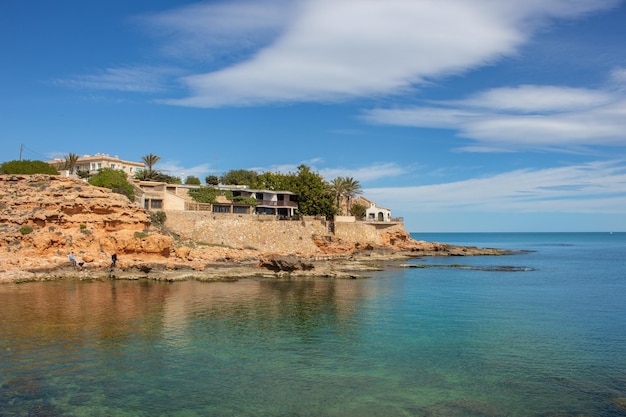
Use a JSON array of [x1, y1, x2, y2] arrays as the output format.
[[1, 265, 625, 417]]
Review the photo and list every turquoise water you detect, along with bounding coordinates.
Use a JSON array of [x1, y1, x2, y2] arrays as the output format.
[[1, 232, 625, 416]]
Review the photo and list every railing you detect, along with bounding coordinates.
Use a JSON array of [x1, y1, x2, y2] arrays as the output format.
[[185, 202, 213, 211], [255, 199, 298, 207]]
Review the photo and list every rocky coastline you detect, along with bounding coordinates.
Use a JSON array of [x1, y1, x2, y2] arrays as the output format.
[[0, 174, 515, 284]]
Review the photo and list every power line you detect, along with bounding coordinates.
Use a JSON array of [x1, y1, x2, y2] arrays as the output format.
[[18, 144, 52, 161]]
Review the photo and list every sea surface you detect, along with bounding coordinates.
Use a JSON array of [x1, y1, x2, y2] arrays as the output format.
[[1, 232, 625, 417]]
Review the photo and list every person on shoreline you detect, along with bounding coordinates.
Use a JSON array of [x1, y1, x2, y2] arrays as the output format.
[[111, 253, 117, 268], [68, 252, 77, 268]]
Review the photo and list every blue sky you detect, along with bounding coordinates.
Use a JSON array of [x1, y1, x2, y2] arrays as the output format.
[[2, 0, 626, 232]]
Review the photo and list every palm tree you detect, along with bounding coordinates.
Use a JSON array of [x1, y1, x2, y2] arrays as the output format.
[[141, 153, 160, 179], [63, 153, 79, 174], [342, 177, 362, 215], [329, 177, 346, 214]]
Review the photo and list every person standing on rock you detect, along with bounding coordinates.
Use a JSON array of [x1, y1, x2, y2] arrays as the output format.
[[111, 253, 117, 268], [68, 252, 77, 268]]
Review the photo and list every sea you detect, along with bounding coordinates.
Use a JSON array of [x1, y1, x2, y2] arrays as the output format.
[[1, 232, 625, 417]]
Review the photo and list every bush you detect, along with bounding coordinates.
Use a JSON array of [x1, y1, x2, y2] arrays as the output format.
[[188, 187, 220, 203], [150, 210, 167, 226], [232, 196, 257, 206], [19, 225, 34, 235], [88, 168, 134, 201], [185, 175, 201, 185], [0, 160, 59, 175]]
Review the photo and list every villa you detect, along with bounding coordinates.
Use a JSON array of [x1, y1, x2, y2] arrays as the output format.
[[134, 182, 298, 218], [49, 153, 144, 177]]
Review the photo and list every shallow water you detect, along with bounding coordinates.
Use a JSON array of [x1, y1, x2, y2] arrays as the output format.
[[1, 232, 625, 416]]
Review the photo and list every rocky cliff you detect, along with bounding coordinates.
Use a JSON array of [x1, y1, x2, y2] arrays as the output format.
[[0, 175, 511, 283], [0, 175, 173, 275]]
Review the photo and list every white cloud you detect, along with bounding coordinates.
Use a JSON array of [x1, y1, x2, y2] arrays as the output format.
[[364, 160, 626, 215], [156, 161, 213, 179], [364, 84, 626, 151], [319, 163, 408, 182], [250, 160, 407, 183], [157, 0, 618, 107], [137, 0, 295, 61]]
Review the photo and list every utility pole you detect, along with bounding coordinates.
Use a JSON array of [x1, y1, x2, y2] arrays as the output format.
[[19, 144, 23, 161]]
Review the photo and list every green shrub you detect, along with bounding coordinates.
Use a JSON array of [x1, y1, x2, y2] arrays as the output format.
[[0, 160, 59, 175], [79, 224, 87, 230], [188, 187, 220, 203], [88, 168, 134, 201], [232, 196, 258, 206], [185, 175, 201, 185], [150, 210, 166, 226], [134, 231, 149, 239], [19, 225, 34, 235]]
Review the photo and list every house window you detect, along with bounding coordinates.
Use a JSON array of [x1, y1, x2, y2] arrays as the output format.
[[111, 164, 116, 169], [233, 206, 249, 214], [212, 205, 230, 213], [91, 163, 96, 170], [151, 200, 163, 209], [97, 163, 102, 168]]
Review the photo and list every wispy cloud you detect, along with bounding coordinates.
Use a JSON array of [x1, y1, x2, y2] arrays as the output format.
[[156, 161, 213, 179], [136, 0, 295, 61], [250, 160, 408, 183], [57, 66, 180, 93], [364, 160, 626, 214], [319, 163, 408, 183], [363, 83, 626, 152], [155, 0, 618, 107]]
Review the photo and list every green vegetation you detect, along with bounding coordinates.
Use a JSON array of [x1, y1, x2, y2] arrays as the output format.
[[185, 175, 201, 185], [232, 196, 257, 206], [150, 210, 167, 226], [187, 187, 233, 204], [19, 225, 34, 235], [350, 202, 367, 219], [220, 169, 258, 187], [0, 160, 59, 175], [88, 168, 134, 201], [254, 165, 336, 218], [205, 175, 219, 185], [63, 153, 79, 174], [141, 153, 160, 180], [329, 176, 363, 215]]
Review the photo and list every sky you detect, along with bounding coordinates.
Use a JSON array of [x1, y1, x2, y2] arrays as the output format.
[[2, 0, 626, 232]]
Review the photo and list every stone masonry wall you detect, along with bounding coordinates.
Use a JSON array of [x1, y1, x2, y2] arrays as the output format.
[[333, 221, 407, 245], [164, 211, 330, 254], [164, 211, 409, 255]]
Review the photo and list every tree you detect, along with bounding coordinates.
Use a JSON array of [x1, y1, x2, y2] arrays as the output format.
[[220, 169, 258, 186], [88, 168, 134, 201], [350, 202, 367, 219], [185, 175, 201, 185], [329, 177, 347, 214], [291, 165, 335, 219], [141, 153, 160, 179], [0, 160, 59, 175], [254, 171, 294, 191], [342, 177, 362, 214], [205, 175, 219, 185], [63, 153, 79, 174]]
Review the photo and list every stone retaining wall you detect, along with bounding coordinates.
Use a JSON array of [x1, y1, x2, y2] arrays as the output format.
[[164, 211, 408, 254], [333, 221, 406, 245], [164, 211, 330, 254]]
